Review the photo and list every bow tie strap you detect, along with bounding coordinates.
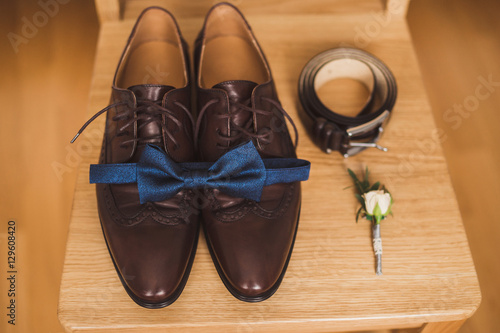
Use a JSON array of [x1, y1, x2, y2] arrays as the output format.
[[89, 160, 311, 186], [262, 158, 311, 186], [90, 142, 310, 204]]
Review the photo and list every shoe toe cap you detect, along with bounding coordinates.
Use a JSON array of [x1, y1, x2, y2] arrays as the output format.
[[102, 215, 198, 307], [227, 271, 278, 299], [206, 216, 298, 300], [125, 274, 180, 305]]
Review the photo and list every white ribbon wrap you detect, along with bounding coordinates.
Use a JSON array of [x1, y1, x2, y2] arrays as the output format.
[[373, 237, 383, 255]]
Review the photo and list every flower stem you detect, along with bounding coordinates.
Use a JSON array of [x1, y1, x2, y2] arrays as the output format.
[[372, 223, 382, 275]]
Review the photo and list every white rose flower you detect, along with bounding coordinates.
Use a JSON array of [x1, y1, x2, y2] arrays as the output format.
[[363, 190, 392, 216]]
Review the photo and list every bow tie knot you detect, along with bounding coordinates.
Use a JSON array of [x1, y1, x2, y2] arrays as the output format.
[[182, 169, 210, 189]]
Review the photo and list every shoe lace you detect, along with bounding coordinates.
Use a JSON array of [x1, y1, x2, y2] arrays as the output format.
[[71, 99, 194, 150], [194, 97, 298, 150]]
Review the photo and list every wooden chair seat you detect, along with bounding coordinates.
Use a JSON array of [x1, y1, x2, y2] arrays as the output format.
[[58, 1, 480, 332]]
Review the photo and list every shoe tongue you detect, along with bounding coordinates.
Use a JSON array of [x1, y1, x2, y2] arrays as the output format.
[[128, 84, 175, 103], [213, 80, 258, 128], [127, 85, 175, 158]]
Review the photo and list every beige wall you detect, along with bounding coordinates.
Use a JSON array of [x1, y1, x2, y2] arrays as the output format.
[[408, 0, 500, 332], [0, 1, 98, 332]]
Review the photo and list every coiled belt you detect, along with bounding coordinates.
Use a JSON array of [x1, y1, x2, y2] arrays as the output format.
[[298, 48, 397, 157]]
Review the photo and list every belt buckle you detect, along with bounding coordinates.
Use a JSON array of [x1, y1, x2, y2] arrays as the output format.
[[343, 110, 391, 158]]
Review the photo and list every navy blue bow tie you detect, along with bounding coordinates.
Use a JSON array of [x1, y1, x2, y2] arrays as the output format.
[[89, 141, 310, 204]]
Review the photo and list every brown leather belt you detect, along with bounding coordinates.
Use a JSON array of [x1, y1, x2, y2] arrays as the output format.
[[298, 48, 397, 157]]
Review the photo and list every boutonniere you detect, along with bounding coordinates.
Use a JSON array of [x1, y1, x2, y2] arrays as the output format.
[[348, 168, 393, 275]]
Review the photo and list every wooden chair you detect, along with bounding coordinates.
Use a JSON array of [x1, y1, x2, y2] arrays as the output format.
[[58, 1, 480, 332]]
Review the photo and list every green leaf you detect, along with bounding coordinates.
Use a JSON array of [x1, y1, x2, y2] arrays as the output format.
[[370, 181, 380, 191], [354, 194, 365, 207], [348, 169, 365, 194], [356, 207, 362, 222], [361, 179, 369, 192], [360, 167, 372, 192], [347, 168, 359, 182]]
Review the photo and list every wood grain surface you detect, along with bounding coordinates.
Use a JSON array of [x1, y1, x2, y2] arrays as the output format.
[[420, 320, 467, 333], [121, 0, 385, 19], [57, 6, 480, 333]]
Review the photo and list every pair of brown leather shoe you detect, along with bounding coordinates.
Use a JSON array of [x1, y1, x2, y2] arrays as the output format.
[[75, 3, 303, 308]]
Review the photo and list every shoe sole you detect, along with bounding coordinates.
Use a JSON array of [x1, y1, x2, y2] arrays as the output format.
[[203, 205, 301, 302], [99, 219, 199, 309]]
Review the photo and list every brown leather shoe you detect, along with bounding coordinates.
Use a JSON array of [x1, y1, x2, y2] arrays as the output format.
[[79, 7, 198, 308], [194, 3, 301, 302]]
